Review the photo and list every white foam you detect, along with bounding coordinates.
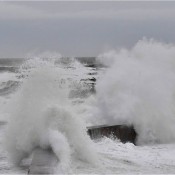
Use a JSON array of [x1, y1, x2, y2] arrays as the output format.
[[0, 72, 17, 84], [4, 58, 98, 168], [95, 38, 175, 144]]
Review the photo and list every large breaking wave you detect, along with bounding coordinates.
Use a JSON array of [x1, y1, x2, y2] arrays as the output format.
[[94, 38, 175, 144], [4, 57, 99, 172]]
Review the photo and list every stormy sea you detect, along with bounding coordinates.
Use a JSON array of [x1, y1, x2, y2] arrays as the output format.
[[1, 39, 175, 174]]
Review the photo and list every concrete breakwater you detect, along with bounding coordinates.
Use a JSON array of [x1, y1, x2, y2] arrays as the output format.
[[87, 125, 137, 145]]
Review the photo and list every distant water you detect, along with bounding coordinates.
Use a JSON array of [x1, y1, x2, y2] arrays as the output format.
[[0, 58, 23, 96], [0, 57, 98, 97]]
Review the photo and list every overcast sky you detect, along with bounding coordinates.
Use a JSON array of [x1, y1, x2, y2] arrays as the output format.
[[1, 1, 175, 58]]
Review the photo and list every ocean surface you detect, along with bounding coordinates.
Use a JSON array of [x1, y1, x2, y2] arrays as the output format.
[[1, 40, 175, 174]]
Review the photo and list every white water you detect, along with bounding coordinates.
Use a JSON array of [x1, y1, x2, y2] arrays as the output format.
[[95, 38, 175, 144], [3, 57, 99, 173], [1, 39, 175, 173]]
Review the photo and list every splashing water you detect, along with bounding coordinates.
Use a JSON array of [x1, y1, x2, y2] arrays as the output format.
[[95, 39, 175, 144], [4, 57, 99, 171]]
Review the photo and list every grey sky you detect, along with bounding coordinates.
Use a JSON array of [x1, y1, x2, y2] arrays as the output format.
[[1, 1, 175, 57]]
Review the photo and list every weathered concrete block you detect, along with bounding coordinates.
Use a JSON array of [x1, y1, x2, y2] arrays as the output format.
[[87, 125, 137, 145]]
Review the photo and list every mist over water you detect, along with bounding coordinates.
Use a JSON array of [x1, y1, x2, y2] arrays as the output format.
[[95, 39, 175, 144]]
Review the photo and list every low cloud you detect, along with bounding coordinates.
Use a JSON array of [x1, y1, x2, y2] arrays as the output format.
[[1, 2, 175, 21]]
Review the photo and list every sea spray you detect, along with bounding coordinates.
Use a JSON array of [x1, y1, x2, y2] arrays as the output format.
[[4, 57, 99, 169], [95, 39, 175, 144]]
